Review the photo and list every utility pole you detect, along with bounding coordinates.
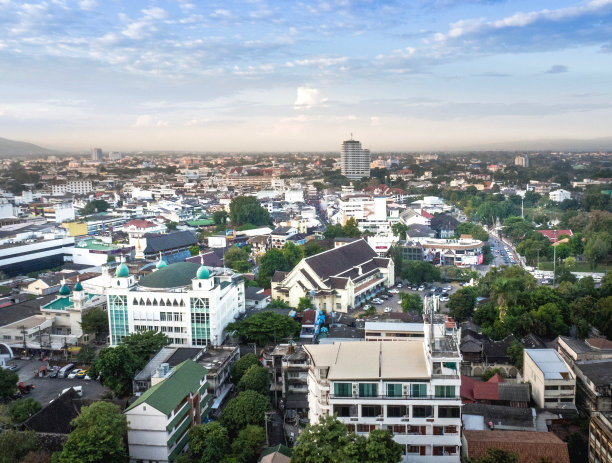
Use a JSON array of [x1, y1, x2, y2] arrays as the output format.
[[553, 241, 556, 288], [536, 249, 540, 271]]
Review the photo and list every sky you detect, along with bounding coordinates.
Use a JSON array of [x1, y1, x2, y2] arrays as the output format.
[[1, 0, 612, 152]]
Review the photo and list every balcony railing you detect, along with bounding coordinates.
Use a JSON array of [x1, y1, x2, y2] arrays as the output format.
[[330, 394, 460, 401]]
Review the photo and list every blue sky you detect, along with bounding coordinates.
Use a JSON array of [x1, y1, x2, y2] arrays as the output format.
[[1, 0, 611, 152]]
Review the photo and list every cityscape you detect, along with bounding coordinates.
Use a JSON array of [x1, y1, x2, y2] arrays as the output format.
[[0, 2, 611, 463]]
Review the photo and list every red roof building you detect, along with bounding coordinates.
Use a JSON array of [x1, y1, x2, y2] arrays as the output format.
[[537, 229, 573, 243]]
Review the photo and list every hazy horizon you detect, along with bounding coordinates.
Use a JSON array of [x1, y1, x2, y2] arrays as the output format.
[[1, 0, 612, 152]]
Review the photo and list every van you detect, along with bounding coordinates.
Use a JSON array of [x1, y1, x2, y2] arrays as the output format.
[[58, 363, 75, 378]]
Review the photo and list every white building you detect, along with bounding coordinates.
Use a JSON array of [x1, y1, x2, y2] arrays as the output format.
[[284, 190, 304, 203], [51, 180, 93, 196], [106, 259, 245, 347], [334, 195, 387, 226], [341, 139, 371, 180], [125, 359, 210, 463], [523, 349, 576, 409], [304, 315, 462, 462], [549, 189, 572, 202]]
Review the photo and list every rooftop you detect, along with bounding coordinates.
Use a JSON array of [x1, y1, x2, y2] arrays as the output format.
[[0, 294, 55, 327], [525, 349, 572, 380], [137, 261, 201, 289], [365, 321, 424, 332]]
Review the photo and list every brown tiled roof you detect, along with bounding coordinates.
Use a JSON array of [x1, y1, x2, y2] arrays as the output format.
[[464, 430, 570, 463], [272, 271, 288, 283], [586, 338, 612, 350]]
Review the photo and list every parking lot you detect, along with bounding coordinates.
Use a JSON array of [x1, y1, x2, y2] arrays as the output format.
[[368, 280, 461, 315], [13, 358, 109, 405]]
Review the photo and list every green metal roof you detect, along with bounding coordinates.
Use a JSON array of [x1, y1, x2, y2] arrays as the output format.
[[58, 284, 71, 296], [126, 359, 208, 415], [77, 239, 120, 251], [187, 219, 214, 227], [42, 297, 73, 311], [138, 262, 200, 288], [115, 262, 130, 277]]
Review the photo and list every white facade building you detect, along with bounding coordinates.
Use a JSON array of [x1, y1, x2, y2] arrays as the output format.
[[523, 349, 576, 409], [106, 259, 245, 347], [341, 139, 371, 180], [549, 189, 572, 202], [304, 315, 462, 462], [51, 180, 93, 196]]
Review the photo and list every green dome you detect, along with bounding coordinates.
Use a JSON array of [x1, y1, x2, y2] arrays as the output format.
[[115, 262, 130, 278], [74, 280, 83, 292], [197, 264, 210, 280], [59, 283, 71, 296], [139, 262, 201, 289]]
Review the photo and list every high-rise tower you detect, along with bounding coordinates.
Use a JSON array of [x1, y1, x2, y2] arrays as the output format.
[[341, 137, 370, 180], [91, 147, 102, 161]]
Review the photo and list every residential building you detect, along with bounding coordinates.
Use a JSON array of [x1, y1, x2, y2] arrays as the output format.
[[462, 430, 570, 463], [304, 314, 462, 462], [270, 226, 300, 249], [271, 239, 394, 313], [51, 180, 94, 196], [537, 229, 573, 243], [334, 195, 386, 226], [364, 321, 425, 341], [124, 359, 210, 463], [523, 349, 576, 408], [573, 360, 612, 414], [341, 138, 370, 180], [549, 189, 572, 202], [106, 259, 245, 347], [429, 215, 459, 239], [245, 286, 270, 309], [589, 412, 612, 463], [514, 155, 529, 167], [397, 237, 484, 267], [71, 238, 127, 267]]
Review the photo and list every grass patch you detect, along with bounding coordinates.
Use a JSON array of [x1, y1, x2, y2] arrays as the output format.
[[538, 261, 611, 272]]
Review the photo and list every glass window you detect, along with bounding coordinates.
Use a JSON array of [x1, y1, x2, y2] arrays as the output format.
[[437, 406, 460, 418], [412, 406, 433, 418], [361, 405, 382, 417], [387, 405, 407, 418], [359, 383, 378, 397], [411, 384, 427, 397], [334, 383, 352, 397], [387, 383, 402, 397], [435, 385, 455, 398]]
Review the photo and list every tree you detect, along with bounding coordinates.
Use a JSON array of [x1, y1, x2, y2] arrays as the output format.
[[187, 421, 230, 463], [224, 246, 251, 273], [391, 223, 409, 240], [292, 415, 402, 463], [9, 398, 41, 424], [227, 311, 301, 346], [323, 224, 344, 239], [282, 241, 304, 269], [231, 354, 260, 383], [167, 221, 178, 230], [507, 340, 524, 370], [400, 293, 422, 313], [401, 261, 441, 285], [468, 448, 518, 463], [532, 303, 569, 338], [595, 296, 612, 339], [122, 330, 169, 361], [584, 233, 611, 270], [0, 368, 18, 400], [221, 390, 270, 435], [212, 210, 228, 226], [76, 345, 96, 364], [303, 240, 325, 257], [231, 425, 266, 463], [342, 217, 361, 238], [456, 222, 489, 241], [297, 296, 312, 312], [53, 402, 128, 463], [448, 287, 477, 321], [237, 365, 270, 396], [90, 345, 140, 395], [481, 368, 503, 381], [80, 307, 109, 337], [0, 430, 39, 463], [82, 199, 110, 215], [256, 248, 290, 289], [189, 245, 200, 256], [229, 196, 271, 227]]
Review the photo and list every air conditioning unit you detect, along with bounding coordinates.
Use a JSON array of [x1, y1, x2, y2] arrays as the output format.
[[350, 417, 358, 421], [401, 415, 410, 422], [376, 415, 384, 421], [352, 384, 358, 396]]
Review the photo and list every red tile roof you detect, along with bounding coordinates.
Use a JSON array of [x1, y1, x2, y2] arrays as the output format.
[[473, 382, 499, 401], [487, 373, 504, 383], [420, 209, 434, 219], [537, 229, 573, 243], [124, 219, 157, 228], [464, 430, 570, 463], [586, 338, 612, 350]]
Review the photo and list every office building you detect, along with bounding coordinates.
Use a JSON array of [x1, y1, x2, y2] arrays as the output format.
[[341, 138, 370, 180], [91, 147, 102, 161], [523, 349, 576, 408]]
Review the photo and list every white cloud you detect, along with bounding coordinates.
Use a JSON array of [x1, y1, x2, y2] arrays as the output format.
[[78, 0, 97, 11], [134, 115, 168, 127], [142, 7, 167, 20], [293, 87, 327, 109]]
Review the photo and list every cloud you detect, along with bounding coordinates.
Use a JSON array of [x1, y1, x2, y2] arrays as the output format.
[[545, 64, 568, 74], [78, 0, 97, 11], [294, 87, 327, 109], [134, 115, 169, 127]]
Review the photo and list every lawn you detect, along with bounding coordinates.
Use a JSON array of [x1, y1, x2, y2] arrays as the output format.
[[538, 261, 611, 273]]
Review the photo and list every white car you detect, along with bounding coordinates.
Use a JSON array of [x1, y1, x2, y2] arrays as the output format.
[[418, 285, 425, 291], [384, 307, 393, 313], [444, 286, 452, 291], [440, 296, 449, 302], [67, 371, 79, 379], [389, 289, 399, 294]]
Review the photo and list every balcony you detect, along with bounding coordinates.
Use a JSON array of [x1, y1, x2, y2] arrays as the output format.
[[330, 394, 460, 401]]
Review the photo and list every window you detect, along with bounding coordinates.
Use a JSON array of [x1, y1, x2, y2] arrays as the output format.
[[411, 383, 427, 397], [346, 424, 355, 433], [333, 405, 356, 417], [361, 405, 382, 417], [412, 406, 433, 418], [444, 426, 458, 434], [356, 424, 375, 433], [437, 406, 460, 418], [387, 383, 402, 397], [387, 405, 407, 418], [334, 383, 352, 397], [388, 425, 406, 434], [407, 446, 421, 454], [359, 383, 378, 397], [435, 385, 455, 398], [545, 385, 558, 391], [160, 312, 167, 321]]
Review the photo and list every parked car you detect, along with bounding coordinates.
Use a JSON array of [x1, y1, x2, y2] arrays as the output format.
[[49, 366, 60, 378], [418, 285, 425, 291], [384, 307, 392, 313], [440, 296, 449, 302], [76, 369, 88, 379], [67, 370, 79, 379]]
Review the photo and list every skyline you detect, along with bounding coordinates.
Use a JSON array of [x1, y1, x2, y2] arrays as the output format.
[[1, 0, 612, 152]]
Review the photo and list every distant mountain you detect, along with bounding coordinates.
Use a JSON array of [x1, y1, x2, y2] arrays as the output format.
[[0, 137, 61, 157], [463, 136, 612, 152]]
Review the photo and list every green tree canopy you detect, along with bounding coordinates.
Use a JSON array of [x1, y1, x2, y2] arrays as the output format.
[[82, 199, 110, 215], [323, 224, 344, 239], [9, 398, 41, 424], [256, 248, 290, 289], [391, 223, 409, 240], [80, 307, 109, 337], [220, 390, 270, 436], [401, 261, 441, 285], [0, 430, 39, 463], [237, 365, 270, 396], [212, 210, 228, 225], [227, 311, 301, 347], [53, 402, 128, 463], [90, 345, 140, 396], [282, 241, 304, 269], [400, 293, 422, 313], [231, 353, 260, 384], [342, 217, 362, 238], [122, 330, 169, 361], [303, 240, 326, 257], [455, 222, 489, 241], [224, 246, 251, 273], [229, 196, 271, 227], [297, 297, 312, 312], [231, 425, 266, 463], [507, 340, 524, 370], [448, 287, 477, 321], [187, 421, 230, 463], [0, 368, 18, 400]]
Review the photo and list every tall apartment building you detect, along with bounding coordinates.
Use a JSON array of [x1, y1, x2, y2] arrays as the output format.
[[51, 180, 93, 196], [514, 154, 529, 167], [341, 138, 370, 180], [589, 412, 612, 463], [91, 147, 102, 161], [304, 315, 462, 462], [106, 259, 245, 347]]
